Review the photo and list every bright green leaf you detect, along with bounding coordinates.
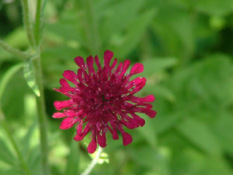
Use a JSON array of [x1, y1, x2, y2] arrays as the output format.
[[23, 59, 40, 97], [177, 117, 222, 156]]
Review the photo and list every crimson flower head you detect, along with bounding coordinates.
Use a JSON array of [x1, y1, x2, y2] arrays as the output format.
[[53, 50, 156, 153]]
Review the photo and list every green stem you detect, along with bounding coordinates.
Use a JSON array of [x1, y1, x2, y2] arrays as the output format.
[[31, 0, 50, 174], [81, 147, 103, 175], [0, 40, 29, 60], [21, 0, 35, 47], [34, 0, 42, 46], [83, 0, 101, 55], [0, 109, 33, 175], [33, 55, 50, 175]]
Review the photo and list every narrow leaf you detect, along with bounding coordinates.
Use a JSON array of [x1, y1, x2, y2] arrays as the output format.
[[0, 138, 16, 166], [23, 59, 40, 96]]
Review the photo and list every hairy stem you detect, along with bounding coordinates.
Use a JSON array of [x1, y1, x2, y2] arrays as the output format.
[[33, 54, 50, 175], [34, 0, 42, 46], [81, 147, 103, 175], [0, 40, 29, 60], [21, 0, 35, 47]]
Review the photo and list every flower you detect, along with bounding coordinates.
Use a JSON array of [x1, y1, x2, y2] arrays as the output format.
[[53, 50, 157, 153]]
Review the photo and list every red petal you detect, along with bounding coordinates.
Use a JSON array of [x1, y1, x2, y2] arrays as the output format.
[[87, 56, 95, 74], [63, 70, 77, 84], [64, 110, 81, 117], [115, 62, 123, 75], [122, 132, 133, 146], [118, 59, 130, 78], [107, 125, 119, 140], [136, 108, 157, 118], [130, 63, 144, 75], [97, 132, 107, 148], [94, 56, 102, 70], [54, 100, 73, 110], [60, 117, 77, 129], [87, 139, 97, 154], [104, 50, 114, 67], [131, 114, 145, 127], [52, 112, 65, 118], [74, 134, 84, 141], [130, 95, 155, 103], [130, 77, 146, 94], [123, 120, 139, 129], [74, 56, 85, 68], [77, 69, 84, 83], [76, 122, 83, 135], [60, 78, 70, 87], [110, 58, 118, 70]]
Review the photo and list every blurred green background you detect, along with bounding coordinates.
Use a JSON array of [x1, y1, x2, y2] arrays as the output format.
[[0, 0, 233, 175]]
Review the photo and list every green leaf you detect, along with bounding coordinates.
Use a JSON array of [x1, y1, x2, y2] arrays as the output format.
[[23, 59, 40, 97], [0, 168, 23, 175], [4, 27, 29, 48], [27, 146, 40, 175], [0, 64, 23, 101], [141, 58, 177, 76], [113, 8, 156, 58], [0, 138, 16, 166], [154, 114, 181, 134], [176, 117, 222, 156], [64, 141, 80, 175], [137, 113, 157, 148], [194, 0, 233, 16], [130, 146, 170, 174], [20, 121, 37, 156], [214, 113, 233, 155], [100, 0, 146, 41]]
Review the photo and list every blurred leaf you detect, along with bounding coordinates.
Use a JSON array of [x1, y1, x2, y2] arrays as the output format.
[[23, 59, 40, 96], [64, 141, 80, 175], [130, 146, 170, 174], [171, 147, 233, 175], [113, 8, 156, 58], [177, 117, 222, 156], [154, 114, 181, 134], [152, 6, 195, 59], [141, 58, 177, 76], [0, 168, 22, 175], [27, 146, 40, 175], [153, 85, 176, 102], [4, 28, 29, 48], [0, 64, 23, 101], [214, 113, 233, 155], [20, 121, 37, 156], [194, 0, 233, 16], [200, 156, 233, 175], [0, 138, 16, 166], [100, 0, 146, 41], [137, 113, 157, 148]]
